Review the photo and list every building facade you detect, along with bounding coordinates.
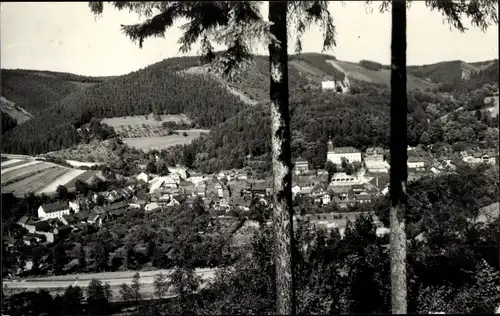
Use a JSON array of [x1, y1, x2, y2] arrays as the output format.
[[326, 140, 362, 165]]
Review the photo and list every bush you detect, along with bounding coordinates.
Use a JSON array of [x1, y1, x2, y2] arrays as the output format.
[[182, 132, 188, 137], [359, 60, 383, 71]]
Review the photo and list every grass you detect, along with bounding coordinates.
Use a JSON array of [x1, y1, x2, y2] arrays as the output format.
[[123, 129, 209, 152], [2, 167, 70, 196]]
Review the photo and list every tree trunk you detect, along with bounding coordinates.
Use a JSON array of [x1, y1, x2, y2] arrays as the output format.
[[268, 2, 296, 315], [390, 0, 408, 314]]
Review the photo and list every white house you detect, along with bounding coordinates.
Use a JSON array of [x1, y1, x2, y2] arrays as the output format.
[[327, 140, 362, 165], [364, 147, 388, 172], [321, 194, 331, 205], [69, 201, 80, 213], [136, 172, 149, 183], [38, 202, 71, 220], [407, 156, 426, 170]]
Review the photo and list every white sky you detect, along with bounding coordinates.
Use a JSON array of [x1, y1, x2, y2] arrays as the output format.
[[1, 2, 498, 77]]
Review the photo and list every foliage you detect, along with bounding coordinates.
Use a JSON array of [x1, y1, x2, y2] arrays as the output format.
[[86, 279, 112, 315]]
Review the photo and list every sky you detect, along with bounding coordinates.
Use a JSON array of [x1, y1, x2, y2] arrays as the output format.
[[1, 2, 498, 77]]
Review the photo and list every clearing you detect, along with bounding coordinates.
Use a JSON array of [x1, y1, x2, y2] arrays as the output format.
[[123, 129, 209, 152], [37, 169, 87, 194], [102, 114, 192, 129]]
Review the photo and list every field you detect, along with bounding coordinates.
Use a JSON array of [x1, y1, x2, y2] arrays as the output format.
[[103, 114, 192, 128], [37, 169, 87, 194], [1, 159, 24, 169], [63, 170, 102, 189], [1, 162, 55, 185], [1, 158, 94, 197], [326, 60, 435, 90], [123, 129, 209, 152], [1, 160, 41, 174]]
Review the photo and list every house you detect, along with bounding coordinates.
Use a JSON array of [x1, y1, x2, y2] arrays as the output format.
[[196, 185, 206, 197], [407, 156, 426, 170], [145, 202, 161, 212], [230, 197, 251, 211], [355, 193, 372, 204], [75, 211, 90, 223], [60, 214, 79, 226], [330, 172, 360, 187], [129, 200, 147, 209], [109, 201, 128, 212], [17, 215, 30, 227], [321, 193, 331, 205], [294, 158, 309, 174], [464, 150, 498, 165], [292, 185, 302, 197], [234, 170, 248, 180], [219, 198, 230, 209], [250, 182, 267, 196], [188, 172, 206, 185], [38, 202, 71, 220], [136, 172, 149, 183], [364, 147, 388, 172], [326, 139, 362, 165]]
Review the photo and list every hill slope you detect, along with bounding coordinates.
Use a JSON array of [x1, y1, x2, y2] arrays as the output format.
[[407, 59, 498, 84], [1, 60, 249, 155], [2, 54, 492, 157]]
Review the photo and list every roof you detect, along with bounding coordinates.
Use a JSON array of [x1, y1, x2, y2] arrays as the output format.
[[366, 147, 384, 154], [294, 157, 308, 164], [18, 215, 29, 225], [355, 194, 372, 201], [331, 147, 361, 154], [109, 201, 128, 210], [251, 182, 267, 191], [40, 201, 69, 213], [62, 214, 78, 224], [34, 221, 53, 232]]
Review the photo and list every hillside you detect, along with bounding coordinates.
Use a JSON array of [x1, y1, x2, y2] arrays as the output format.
[[1, 97, 33, 133], [0, 69, 111, 116], [166, 85, 466, 173], [2, 54, 494, 157], [407, 59, 497, 84], [1, 59, 249, 155]]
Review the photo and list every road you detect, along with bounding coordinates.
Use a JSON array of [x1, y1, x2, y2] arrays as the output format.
[[3, 268, 218, 298]]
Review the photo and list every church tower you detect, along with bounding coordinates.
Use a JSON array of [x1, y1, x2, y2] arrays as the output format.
[[327, 136, 335, 163]]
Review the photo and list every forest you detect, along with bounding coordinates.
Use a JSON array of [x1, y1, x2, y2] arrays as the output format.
[[159, 78, 498, 174], [1, 56, 498, 160]]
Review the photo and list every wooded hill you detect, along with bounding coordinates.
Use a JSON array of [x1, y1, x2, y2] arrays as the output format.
[[1, 54, 498, 156]]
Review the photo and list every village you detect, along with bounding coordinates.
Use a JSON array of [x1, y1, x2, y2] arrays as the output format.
[[9, 138, 498, 248]]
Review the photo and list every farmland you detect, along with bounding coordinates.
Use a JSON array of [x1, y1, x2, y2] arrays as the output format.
[[63, 169, 103, 190], [102, 114, 193, 136], [1, 162, 55, 185], [0, 158, 96, 197], [123, 129, 209, 152]]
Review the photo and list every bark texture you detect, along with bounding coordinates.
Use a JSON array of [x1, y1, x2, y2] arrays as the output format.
[[390, 0, 408, 314], [268, 1, 296, 315]]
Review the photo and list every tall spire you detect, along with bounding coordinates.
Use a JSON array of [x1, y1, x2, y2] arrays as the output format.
[[327, 135, 334, 152]]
